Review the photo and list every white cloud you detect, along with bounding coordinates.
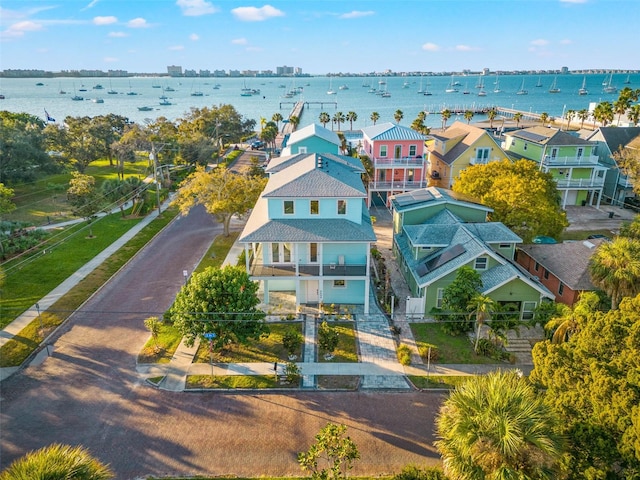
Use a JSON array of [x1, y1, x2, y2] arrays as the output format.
[[104, 56, 118, 62], [560, 0, 588, 3], [169, 45, 184, 51], [339, 10, 374, 19], [127, 17, 150, 28], [83, 0, 100, 9], [422, 42, 440, 52], [530, 38, 549, 46], [246, 46, 263, 52], [2, 20, 43, 38], [189, 33, 199, 41], [232, 37, 248, 45], [231, 5, 284, 22], [176, 0, 218, 16], [560, 38, 572, 45], [93, 16, 117, 25], [455, 44, 476, 52], [108, 31, 128, 38]]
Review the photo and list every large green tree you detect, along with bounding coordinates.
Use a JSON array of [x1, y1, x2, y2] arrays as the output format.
[[435, 371, 565, 480], [167, 265, 267, 348], [172, 165, 266, 236], [298, 423, 360, 480], [0, 443, 113, 480], [1, 112, 59, 184], [440, 266, 482, 335], [453, 159, 568, 243], [67, 171, 101, 229], [589, 236, 640, 309], [530, 294, 640, 479]]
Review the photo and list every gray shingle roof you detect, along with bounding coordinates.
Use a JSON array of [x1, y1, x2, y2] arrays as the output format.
[[517, 239, 607, 290], [586, 127, 640, 153], [286, 123, 341, 146]]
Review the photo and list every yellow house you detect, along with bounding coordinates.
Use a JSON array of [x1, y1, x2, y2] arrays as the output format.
[[427, 121, 508, 188]]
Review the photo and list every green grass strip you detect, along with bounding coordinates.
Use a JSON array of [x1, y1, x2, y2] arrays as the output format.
[[186, 374, 299, 389]]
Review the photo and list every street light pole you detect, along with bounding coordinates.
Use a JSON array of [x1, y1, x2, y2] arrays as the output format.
[[149, 144, 162, 215]]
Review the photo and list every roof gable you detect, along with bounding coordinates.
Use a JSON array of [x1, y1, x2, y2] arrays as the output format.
[[361, 122, 427, 141], [508, 126, 593, 146], [286, 123, 341, 146]]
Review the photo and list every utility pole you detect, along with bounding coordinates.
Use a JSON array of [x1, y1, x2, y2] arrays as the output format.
[[149, 143, 162, 215]]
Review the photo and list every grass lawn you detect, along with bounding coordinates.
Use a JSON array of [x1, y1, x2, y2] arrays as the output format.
[[192, 322, 304, 364], [408, 375, 470, 390], [410, 323, 498, 365], [561, 229, 615, 241], [186, 374, 299, 389], [137, 322, 184, 364], [0, 208, 178, 367], [1, 212, 144, 328], [194, 231, 240, 272], [318, 321, 358, 363]]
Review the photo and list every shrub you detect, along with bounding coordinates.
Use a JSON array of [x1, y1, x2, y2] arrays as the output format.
[[282, 327, 303, 357], [397, 344, 412, 366], [318, 321, 339, 354], [418, 345, 439, 363], [393, 465, 447, 480], [283, 361, 301, 384]]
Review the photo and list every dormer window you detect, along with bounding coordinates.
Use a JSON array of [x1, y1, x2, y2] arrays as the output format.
[[337, 200, 347, 215], [284, 200, 294, 215], [474, 257, 488, 270]]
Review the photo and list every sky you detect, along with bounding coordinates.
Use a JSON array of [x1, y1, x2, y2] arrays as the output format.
[[1, 0, 638, 75]]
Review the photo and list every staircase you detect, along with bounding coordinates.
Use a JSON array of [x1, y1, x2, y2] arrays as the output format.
[[503, 326, 545, 365]]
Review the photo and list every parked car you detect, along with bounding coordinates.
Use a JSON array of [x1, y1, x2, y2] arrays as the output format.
[[251, 140, 265, 150]]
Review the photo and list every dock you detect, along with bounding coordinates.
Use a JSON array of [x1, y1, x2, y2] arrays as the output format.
[[281, 101, 304, 136]]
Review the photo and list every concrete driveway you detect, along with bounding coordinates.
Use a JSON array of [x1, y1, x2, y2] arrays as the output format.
[[0, 205, 445, 478]]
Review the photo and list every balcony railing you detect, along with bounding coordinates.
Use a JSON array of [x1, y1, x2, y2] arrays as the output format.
[[373, 156, 425, 167], [542, 154, 599, 166], [618, 175, 634, 188], [555, 177, 605, 188], [249, 263, 367, 277], [369, 180, 427, 191]]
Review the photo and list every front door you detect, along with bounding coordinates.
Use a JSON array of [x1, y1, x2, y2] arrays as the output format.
[[305, 280, 319, 303]]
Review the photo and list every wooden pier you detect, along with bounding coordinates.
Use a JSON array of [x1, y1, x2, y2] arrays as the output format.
[[281, 101, 304, 135]]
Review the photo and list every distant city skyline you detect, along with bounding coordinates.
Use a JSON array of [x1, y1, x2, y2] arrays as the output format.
[[1, 0, 638, 74]]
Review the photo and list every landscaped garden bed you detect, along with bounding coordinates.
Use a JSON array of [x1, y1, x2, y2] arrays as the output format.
[[185, 374, 299, 389]]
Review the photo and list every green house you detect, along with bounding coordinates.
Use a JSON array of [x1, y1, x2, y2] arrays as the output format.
[[391, 187, 553, 318], [502, 126, 607, 208]]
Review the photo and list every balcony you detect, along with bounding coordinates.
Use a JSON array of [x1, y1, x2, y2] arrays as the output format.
[[618, 175, 634, 188], [373, 156, 425, 168], [542, 154, 599, 167], [248, 262, 367, 277], [369, 180, 427, 191], [555, 177, 605, 188]]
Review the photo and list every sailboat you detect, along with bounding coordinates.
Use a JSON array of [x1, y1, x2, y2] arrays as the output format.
[[462, 82, 470, 95], [516, 78, 528, 95], [423, 78, 432, 96], [535, 76, 543, 87], [477, 77, 487, 96], [445, 75, 459, 93], [548, 76, 561, 94], [603, 73, 617, 93], [493, 74, 502, 93], [578, 76, 589, 96], [126, 81, 138, 96], [381, 83, 391, 97], [417, 75, 424, 94], [107, 80, 117, 95], [327, 77, 336, 95], [624, 74, 631, 84], [71, 84, 83, 101]]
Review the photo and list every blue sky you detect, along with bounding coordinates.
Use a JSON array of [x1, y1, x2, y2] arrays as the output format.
[[1, 0, 637, 74]]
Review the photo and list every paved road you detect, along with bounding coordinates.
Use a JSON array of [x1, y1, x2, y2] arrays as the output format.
[[0, 205, 445, 478]]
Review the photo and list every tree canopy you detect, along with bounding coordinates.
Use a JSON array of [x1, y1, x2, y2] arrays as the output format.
[[589, 236, 640, 309], [530, 294, 640, 479], [453, 159, 568, 243], [167, 265, 267, 348], [171, 165, 266, 236]]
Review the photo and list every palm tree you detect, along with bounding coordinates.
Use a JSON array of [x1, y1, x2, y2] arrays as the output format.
[[436, 371, 564, 480], [272, 112, 283, 131], [513, 112, 523, 128], [1, 443, 113, 479], [628, 104, 640, 126], [101, 178, 129, 217], [288, 115, 300, 130], [332, 111, 345, 131], [589, 236, 640, 309], [319, 112, 330, 128], [614, 96, 631, 126], [370, 111, 380, 125], [539, 112, 549, 127], [346, 111, 358, 131], [577, 109, 590, 129], [467, 294, 496, 352], [394, 109, 404, 124], [417, 110, 427, 122], [410, 117, 427, 135], [487, 108, 497, 129], [592, 101, 614, 127], [565, 109, 575, 130], [463, 110, 474, 124], [545, 291, 599, 344], [440, 109, 452, 130]]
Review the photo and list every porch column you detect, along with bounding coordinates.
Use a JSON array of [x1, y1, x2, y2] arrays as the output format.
[[364, 245, 371, 314], [244, 244, 250, 273]]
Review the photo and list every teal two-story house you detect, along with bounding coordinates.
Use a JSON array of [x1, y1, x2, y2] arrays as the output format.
[[280, 123, 341, 156], [392, 188, 553, 318], [502, 126, 607, 208], [239, 152, 376, 313]]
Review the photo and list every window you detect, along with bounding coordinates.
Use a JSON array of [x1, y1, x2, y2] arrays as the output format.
[[436, 288, 444, 309], [337, 200, 347, 215], [379, 145, 387, 157], [534, 262, 540, 272], [558, 282, 565, 295], [271, 243, 292, 263], [577, 147, 583, 159], [333, 279, 346, 288], [551, 148, 558, 159], [474, 257, 488, 270], [409, 145, 417, 156], [475, 148, 490, 163], [522, 301, 536, 321], [284, 200, 294, 214], [394, 145, 402, 158], [298, 146, 307, 154], [523, 143, 528, 151], [309, 243, 318, 263], [512, 140, 517, 147], [544, 269, 549, 280], [310, 200, 319, 215], [407, 169, 414, 182], [499, 243, 510, 249]]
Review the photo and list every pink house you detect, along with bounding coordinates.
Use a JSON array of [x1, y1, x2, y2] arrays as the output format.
[[360, 122, 428, 207]]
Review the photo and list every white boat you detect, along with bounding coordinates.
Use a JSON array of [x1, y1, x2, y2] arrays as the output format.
[[445, 75, 459, 93], [603, 73, 617, 93], [159, 99, 172, 105], [578, 76, 589, 96], [327, 77, 336, 95], [493, 74, 501, 93], [423, 78, 432, 96], [624, 74, 631, 84], [516, 78, 528, 95], [477, 77, 486, 96], [92, 98, 104, 103], [548, 76, 560, 94], [417, 75, 424, 94], [535, 76, 543, 87], [339, 84, 349, 90], [107, 81, 117, 95], [138, 106, 154, 111]]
